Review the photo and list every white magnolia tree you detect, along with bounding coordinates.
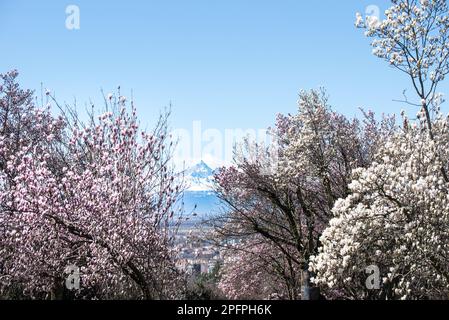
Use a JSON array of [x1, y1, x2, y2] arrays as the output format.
[[310, 111, 449, 299], [356, 0, 449, 119], [311, 0, 449, 300]]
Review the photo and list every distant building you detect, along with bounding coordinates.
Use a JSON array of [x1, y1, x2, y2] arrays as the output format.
[[192, 263, 202, 276]]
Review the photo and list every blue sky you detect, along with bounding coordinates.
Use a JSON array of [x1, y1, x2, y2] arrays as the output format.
[[1, 0, 447, 167]]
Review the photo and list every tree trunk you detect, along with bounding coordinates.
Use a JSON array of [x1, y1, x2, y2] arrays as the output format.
[[301, 270, 320, 300], [50, 278, 64, 300]]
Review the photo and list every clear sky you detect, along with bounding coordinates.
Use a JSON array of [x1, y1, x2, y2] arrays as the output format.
[[1, 0, 448, 167]]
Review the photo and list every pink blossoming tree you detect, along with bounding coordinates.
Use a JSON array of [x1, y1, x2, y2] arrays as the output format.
[[0, 71, 184, 299], [211, 90, 394, 300]]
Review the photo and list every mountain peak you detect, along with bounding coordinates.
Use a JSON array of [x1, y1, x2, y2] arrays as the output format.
[[188, 161, 213, 178], [184, 161, 214, 191]]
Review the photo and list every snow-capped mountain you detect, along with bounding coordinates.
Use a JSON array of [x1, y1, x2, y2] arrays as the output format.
[[183, 160, 215, 192], [181, 161, 224, 222]]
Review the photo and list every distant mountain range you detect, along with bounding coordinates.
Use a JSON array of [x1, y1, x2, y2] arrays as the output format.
[[184, 160, 215, 192], [181, 161, 225, 224]]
